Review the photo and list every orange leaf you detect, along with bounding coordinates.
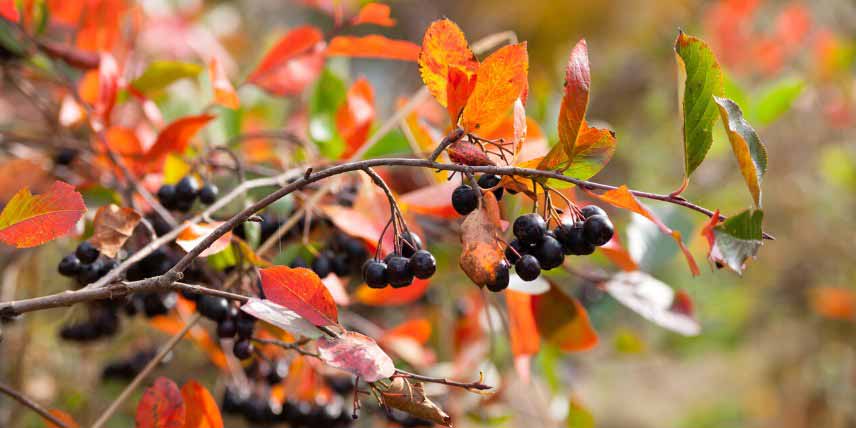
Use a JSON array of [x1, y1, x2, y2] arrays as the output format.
[[461, 43, 528, 133], [176, 222, 233, 257], [446, 66, 476, 124], [180, 380, 223, 428], [459, 192, 505, 286], [208, 57, 238, 110], [384, 318, 432, 344], [506, 289, 540, 358], [47, 409, 79, 428], [248, 26, 324, 96], [0, 0, 19, 21], [532, 283, 597, 352], [418, 19, 478, 107], [589, 186, 700, 276], [351, 2, 395, 27], [810, 287, 856, 321], [0, 181, 86, 248], [326, 35, 419, 61], [260, 266, 339, 327], [354, 277, 430, 306], [136, 377, 186, 428], [336, 77, 375, 159], [90, 204, 141, 258], [145, 115, 215, 163]]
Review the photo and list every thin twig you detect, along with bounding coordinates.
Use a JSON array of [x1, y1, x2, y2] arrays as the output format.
[[250, 337, 319, 358], [0, 382, 70, 428], [393, 369, 493, 392]]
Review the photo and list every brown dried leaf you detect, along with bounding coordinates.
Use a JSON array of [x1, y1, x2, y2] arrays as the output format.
[[459, 192, 503, 286], [90, 204, 141, 258], [380, 377, 452, 427]]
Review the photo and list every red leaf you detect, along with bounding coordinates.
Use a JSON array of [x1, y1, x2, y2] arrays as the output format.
[[336, 77, 375, 159], [180, 380, 223, 428], [327, 35, 420, 61], [351, 3, 395, 27], [145, 115, 215, 163], [209, 57, 238, 109], [136, 377, 186, 428], [248, 26, 325, 96], [384, 318, 432, 345], [446, 66, 476, 124], [260, 266, 339, 326], [588, 186, 700, 276], [531, 283, 598, 352], [317, 331, 395, 382], [0, 0, 19, 21], [0, 181, 85, 248]]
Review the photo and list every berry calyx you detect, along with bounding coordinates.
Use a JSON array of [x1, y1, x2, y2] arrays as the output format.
[[233, 339, 254, 360], [75, 241, 100, 264], [583, 214, 614, 246], [408, 250, 436, 279], [485, 261, 510, 292], [515, 254, 541, 281], [199, 183, 219, 205], [513, 213, 547, 245], [532, 234, 564, 270], [386, 256, 413, 288], [363, 260, 388, 288], [451, 184, 479, 216], [58, 254, 82, 277], [580, 205, 607, 219]]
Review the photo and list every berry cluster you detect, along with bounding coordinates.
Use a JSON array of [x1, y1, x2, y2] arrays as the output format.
[[193, 293, 257, 360], [498, 206, 614, 291], [362, 232, 436, 289], [221, 375, 354, 426], [58, 241, 116, 286], [451, 174, 505, 216], [156, 175, 219, 213], [299, 234, 369, 279]]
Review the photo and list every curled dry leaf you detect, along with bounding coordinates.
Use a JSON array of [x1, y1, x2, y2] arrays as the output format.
[[459, 192, 504, 287], [0, 181, 86, 248], [380, 377, 452, 427], [89, 204, 141, 258], [317, 331, 395, 382], [136, 377, 186, 428]]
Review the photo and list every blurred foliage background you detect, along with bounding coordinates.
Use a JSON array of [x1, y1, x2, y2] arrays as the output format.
[[1, 0, 855, 427]]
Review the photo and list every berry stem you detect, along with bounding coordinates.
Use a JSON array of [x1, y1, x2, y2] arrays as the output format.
[[0, 381, 72, 428]]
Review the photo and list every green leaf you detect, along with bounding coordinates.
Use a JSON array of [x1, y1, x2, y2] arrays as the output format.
[[706, 209, 764, 275], [674, 31, 724, 178], [131, 60, 203, 93], [309, 68, 347, 158], [747, 76, 804, 126], [715, 96, 768, 208], [567, 399, 594, 428]]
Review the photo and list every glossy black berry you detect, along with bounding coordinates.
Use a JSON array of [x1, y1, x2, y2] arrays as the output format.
[[311, 253, 332, 278], [408, 250, 436, 279], [75, 241, 100, 264], [451, 184, 479, 216], [580, 205, 607, 219], [175, 175, 200, 201], [236, 316, 255, 339], [233, 339, 254, 360], [477, 174, 504, 200], [142, 293, 174, 317], [386, 256, 413, 288], [583, 214, 614, 246], [98, 259, 118, 277], [485, 261, 510, 292], [221, 388, 246, 414], [533, 235, 565, 270], [59, 322, 100, 342], [197, 295, 229, 321], [55, 148, 78, 166], [174, 197, 194, 213], [561, 222, 595, 255], [198, 183, 218, 205], [217, 319, 237, 338], [58, 254, 81, 277], [399, 231, 423, 258], [505, 239, 526, 264], [77, 260, 104, 285], [157, 185, 177, 209], [363, 260, 388, 288], [513, 213, 547, 245], [515, 255, 541, 281], [331, 254, 350, 277]]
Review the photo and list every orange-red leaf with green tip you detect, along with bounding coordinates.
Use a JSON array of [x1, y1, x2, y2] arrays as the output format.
[[0, 181, 85, 248], [336, 77, 375, 159], [260, 266, 339, 327], [180, 380, 223, 428], [326, 35, 419, 61], [461, 42, 528, 133], [418, 19, 478, 108], [136, 377, 186, 428]]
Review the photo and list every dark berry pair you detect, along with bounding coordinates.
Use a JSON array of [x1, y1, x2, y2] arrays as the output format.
[[157, 175, 219, 212], [58, 241, 116, 286]]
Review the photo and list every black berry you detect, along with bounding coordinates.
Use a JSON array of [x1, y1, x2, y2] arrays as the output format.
[[75, 241, 100, 264], [477, 174, 504, 200], [580, 205, 607, 219], [236, 316, 255, 339], [399, 231, 423, 258], [174, 197, 193, 213], [505, 239, 527, 264], [77, 260, 104, 285], [560, 222, 595, 255], [197, 295, 229, 321], [233, 339, 254, 360], [583, 215, 614, 246], [331, 254, 350, 276], [485, 261, 510, 292], [311, 253, 332, 278], [55, 148, 78, 166], [532, 234, 564, 270], [217, 319, 237, 338], [451, 184, 479, 216], [58, 254, 81, 277], [157, 185, 177, 210], [175, 175, 200, 201], [386, 256, 413, 288], [363, 260, 388, 288], [198, 183, 219, 205], [513, 213, 547, 245], [515, 255, 541, 281], [408, 250, 436, 279]]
